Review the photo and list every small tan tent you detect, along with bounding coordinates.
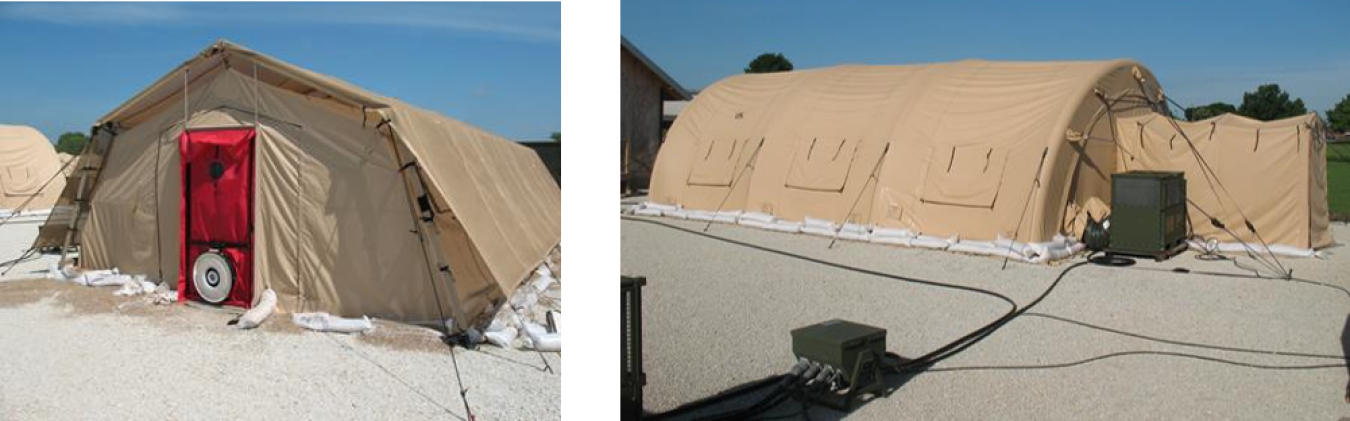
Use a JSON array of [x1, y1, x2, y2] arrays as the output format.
[[36, 40, 560, 328], [648, 60, 1166, 244], [1116, 112, 1331, 249], [0, 125, 67, 211], [56, 153, 75, 177]]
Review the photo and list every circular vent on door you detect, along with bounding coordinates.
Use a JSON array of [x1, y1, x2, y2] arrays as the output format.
[[192, 251, 235, 304]]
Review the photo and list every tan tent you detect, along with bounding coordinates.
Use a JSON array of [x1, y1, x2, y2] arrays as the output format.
[[56, 153, 75, 177], [648, 60, 1166, 244], [36, 40, 560, 328], [0, 125, 67, 211], [1116, 112, 1331, 249]]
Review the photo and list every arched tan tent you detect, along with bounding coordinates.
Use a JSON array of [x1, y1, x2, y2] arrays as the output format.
[[648, 60, 1165, 244], [36, 40, 560, 328], [0, 125, 66, 211], [1116, 112, 1331, 249], [56, 153, 75, 177]]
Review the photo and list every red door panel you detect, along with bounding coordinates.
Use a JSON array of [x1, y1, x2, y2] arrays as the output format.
[[178, 128, 255, 308]]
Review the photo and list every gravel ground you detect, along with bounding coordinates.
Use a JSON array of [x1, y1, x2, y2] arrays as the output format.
[[622, 213, 1350, 420], [0, 280, 560, 420]]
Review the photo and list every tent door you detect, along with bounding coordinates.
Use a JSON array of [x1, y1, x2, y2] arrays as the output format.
[[178, 128, 255, 308]]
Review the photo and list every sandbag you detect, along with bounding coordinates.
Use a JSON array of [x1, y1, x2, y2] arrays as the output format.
[[871, 228, 916, 246], [292, 312, 374, 334], [712, 210, 742, 224], [738, 212, 775, 223], [764, 220, 803, 233], [523, 322, 560, 352], [912, 235, 957, 250], [113, 276, 158, 296], [236, 289, 277, 329]]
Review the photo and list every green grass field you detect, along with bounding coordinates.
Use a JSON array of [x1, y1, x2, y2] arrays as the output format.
[[1329, 142, 1350, 218]]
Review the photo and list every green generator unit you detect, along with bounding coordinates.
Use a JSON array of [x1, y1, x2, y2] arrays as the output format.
[[1108, 171, 1188, 260], [621, 276, 646, 420], [791, 319, 887, 410]]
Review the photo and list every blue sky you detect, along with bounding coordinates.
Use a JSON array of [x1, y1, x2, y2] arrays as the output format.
[[623, 0, 1350, 116], [0, 2, 559, 141]]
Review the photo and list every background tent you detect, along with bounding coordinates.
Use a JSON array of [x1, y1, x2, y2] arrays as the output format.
[[1116, 112, 1331, 250], [37, 40, 560, 328], [0, 125, 67, 211], [648, 60, 1166, 245]]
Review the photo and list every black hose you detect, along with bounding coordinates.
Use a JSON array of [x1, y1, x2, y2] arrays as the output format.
[[625, 216, 1032, 419], [893, 260, 1091, 372], [624, 216, 1029, 370], [625, 216, 1344, 419], [645, 375, 787, 421], [923, 350, 1346, 373], [1023, 313, 1345, 360]]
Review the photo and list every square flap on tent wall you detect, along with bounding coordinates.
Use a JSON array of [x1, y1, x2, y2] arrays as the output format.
[[687, 138, 749, 187], [920, 145, 1008, 208], [2, 168, 38, 197], [785, 138, 860, 192]]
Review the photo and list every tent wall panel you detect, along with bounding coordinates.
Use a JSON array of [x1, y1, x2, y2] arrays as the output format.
[[652, 60, 1165, 244], [1116, 112, 1330, 249], [51, 40, 558, 325]]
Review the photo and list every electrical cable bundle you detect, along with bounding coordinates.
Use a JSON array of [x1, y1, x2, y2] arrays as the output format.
[[624, 216, 1347, 420]]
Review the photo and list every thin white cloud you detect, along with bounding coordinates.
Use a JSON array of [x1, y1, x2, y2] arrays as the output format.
[[0, 2, 559, 43], [0, 3, 186, 25]]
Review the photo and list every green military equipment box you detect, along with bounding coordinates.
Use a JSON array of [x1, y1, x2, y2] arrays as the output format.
[[1108, 171, 1188, 261], [791, 319, 887, 409]]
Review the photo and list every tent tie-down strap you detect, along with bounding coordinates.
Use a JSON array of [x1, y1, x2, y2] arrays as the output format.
[[1137, 84, 1289, 278], [396, 161, 435, 222]]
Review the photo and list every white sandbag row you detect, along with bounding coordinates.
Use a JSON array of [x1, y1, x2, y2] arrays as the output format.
[[636, 202, 1085, 262], [1187, 238, 1323, 258], [47, 263, 192, 313], [47, 264, 170, 291]]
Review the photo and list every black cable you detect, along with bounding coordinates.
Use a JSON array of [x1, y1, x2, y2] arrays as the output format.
[[626, 216, 1345, 418], [646, 375, 788, 421], [625, 215, 1032, 370], [894, 259, 1090, 372], [0, 248, 40, 275], [1126, 86, 1290, 278], [625, 215, 1027, 419], [691, 363, 814, 421], [1023, 313, 1345, 360], [622, 216, 1019, 314], [1112, 263, 1350, 301], [922, 350, 1346, 373], [1155, 97, 1290, 278]]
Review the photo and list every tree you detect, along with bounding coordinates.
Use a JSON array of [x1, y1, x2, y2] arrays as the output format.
[[54, 132, 88, 155], [1237, 84, 1307, 121], [550, 132, 561, 142], [1184, 102, 1237, 121], [1327, 94, 1350, 134], [745, 53, 793, 74]]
